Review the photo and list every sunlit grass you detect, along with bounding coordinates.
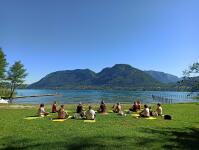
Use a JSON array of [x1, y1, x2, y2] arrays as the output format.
[[0, 103, 199, 150]]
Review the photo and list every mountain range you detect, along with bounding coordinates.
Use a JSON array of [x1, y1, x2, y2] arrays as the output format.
[[28, 64, 181, 90]]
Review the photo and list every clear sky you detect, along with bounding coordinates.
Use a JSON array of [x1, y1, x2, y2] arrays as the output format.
[[0, 0, 198, 84]]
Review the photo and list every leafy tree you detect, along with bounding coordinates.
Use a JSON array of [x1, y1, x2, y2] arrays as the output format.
[[182, 62, 199, 91], [7, 61, 27, 100], [0, 48, 8, 82], [183, 62, 199, 76]]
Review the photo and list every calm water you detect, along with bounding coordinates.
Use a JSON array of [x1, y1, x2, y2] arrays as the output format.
[[14, 89, 199, 104]]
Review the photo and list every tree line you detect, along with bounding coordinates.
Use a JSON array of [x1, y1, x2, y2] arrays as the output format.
[[0, 48, 27, 101]]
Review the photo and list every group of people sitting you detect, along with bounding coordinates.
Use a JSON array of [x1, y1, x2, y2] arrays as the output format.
[[139, 103, 163, 117], [37, 100, 163, 120], [38, 101, 96, 120]]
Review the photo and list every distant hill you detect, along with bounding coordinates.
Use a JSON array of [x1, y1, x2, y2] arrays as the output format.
[[145, 70, 181, 83], [28, 64, 162, 89], [28, 69, 96, 89], [92, 64, 160, 86]]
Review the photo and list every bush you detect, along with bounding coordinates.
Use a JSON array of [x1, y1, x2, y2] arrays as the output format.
[[0, 88, 16, 99]]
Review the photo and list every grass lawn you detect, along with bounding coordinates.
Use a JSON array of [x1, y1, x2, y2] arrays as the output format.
[[0, 103, 199, 150]]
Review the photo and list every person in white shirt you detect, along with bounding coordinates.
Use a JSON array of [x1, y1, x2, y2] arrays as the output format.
[[156, 103, 163, 116], [85, 105, 96, 120], [37, 104, 49, 117], [139, 104, 150, 117]]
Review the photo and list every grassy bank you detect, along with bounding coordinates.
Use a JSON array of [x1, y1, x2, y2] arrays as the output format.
[[0, 103, 199, 150]]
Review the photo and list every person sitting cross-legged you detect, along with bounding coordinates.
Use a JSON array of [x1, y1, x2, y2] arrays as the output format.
[[73, 102, 85, 119], [137, 100, 141, 110], [76, 102, 85, 117], [115, 102, 125, 116], [37, 104, 49, 117], [139, 104, 150, 117], [156, 103, 163, 116], [57, 105, 69, 119], [97, 100, 107, 114], [85, 105, 96, 120], [129, 101, 138, 112], [51, 101, 57, 113]]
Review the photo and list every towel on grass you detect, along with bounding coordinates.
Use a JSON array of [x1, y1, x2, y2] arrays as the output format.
[[52, 116, 72, 122], [52, 119, 66, 122], [24, 116, 42, 120], [84, 120, 96, 123], [145, 117, 157, 120], [131, 114, 140, 117]]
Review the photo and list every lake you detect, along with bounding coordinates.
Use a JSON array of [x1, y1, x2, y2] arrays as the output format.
[[14, 89, 199, 104]]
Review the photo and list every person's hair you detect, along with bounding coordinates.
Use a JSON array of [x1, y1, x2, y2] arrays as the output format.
[[117, 102, 120, 105], [61, 104, 64, 108], [89, 105, 92, 110], [134, 101, 137, 104], [144, 104, 148, 108], [40, 104, 44, 107], [137, 100, 140, 104], [157, 103, 161, 106], [101, 100, 104, 104], [54, 101, 56, 104]]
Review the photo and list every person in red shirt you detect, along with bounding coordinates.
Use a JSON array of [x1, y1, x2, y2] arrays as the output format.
[[129, 101, 138, 112], [51, 101, 57, 113]]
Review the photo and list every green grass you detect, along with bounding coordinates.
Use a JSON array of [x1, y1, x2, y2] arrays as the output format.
[[0, 103, 199, 150]]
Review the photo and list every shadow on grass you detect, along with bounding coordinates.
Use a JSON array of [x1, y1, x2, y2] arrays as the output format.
[[0, 136, 131, 150], [1, 127, 199, 150], [137, 127, 199, 150]]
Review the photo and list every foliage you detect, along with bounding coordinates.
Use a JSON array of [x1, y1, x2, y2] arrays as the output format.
[[0, 88, 16, 99], [7, 61, 27, 99], [0, 48, 8, 81], [181, 62, 199, 92], [0, 103, 199, 150], [183, 62, 199, 76]]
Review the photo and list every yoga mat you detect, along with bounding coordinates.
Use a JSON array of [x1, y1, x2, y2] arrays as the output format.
[[145, 117, 157, 120], [108, 110, 113, 113], [52, 119, 66, 122], [131, 114, 140, 117], [84, 120, 96, 123], [52, 116, 72, 122], [24, 116, 42, 120]]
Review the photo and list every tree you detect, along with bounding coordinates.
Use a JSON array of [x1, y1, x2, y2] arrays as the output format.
[[183, 62, 199, 76], [0, 48, 8, 82], [182, 62, 199, 91], [7, 61, 27, 100]]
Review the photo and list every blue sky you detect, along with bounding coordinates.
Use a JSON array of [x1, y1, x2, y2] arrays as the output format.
[[0, 0, 198, 84]]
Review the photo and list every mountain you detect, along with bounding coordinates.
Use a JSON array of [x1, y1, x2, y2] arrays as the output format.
[[92, 64, 160, 86], [28, 69, 96, 89], [28, 64, 161, 89], [145, 70, 181, 83]]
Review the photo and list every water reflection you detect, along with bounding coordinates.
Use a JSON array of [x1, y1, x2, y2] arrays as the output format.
[[15, 89, 199, 104]]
